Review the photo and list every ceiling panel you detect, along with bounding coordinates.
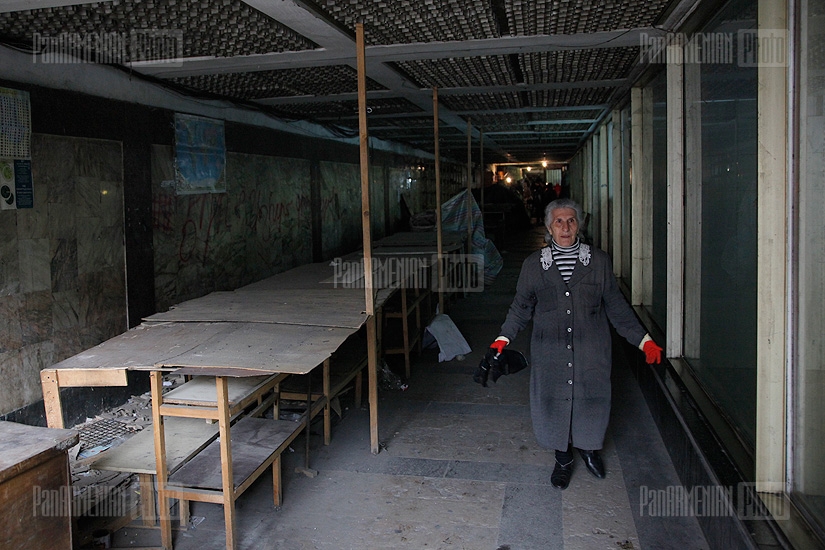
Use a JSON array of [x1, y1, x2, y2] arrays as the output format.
[[0, 0, 688, 164]]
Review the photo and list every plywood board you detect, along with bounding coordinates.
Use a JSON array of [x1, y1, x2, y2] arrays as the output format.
[[373, 231, 466, 248], [162, 375, 275, 406], [92, 417, 220, 475], [371, 243, 464, 256], [167, 417, 301, 490], [154, 323, 358, 375], [236, 262, 341, 291], [48, 322, 229, 372], [237, 260, 395, 309], [144, 289, 367, 329]]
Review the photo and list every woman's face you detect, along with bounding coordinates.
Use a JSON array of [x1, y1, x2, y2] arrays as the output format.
[[547, 207, 579, 247]]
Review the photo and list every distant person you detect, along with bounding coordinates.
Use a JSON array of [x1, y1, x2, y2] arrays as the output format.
[[483, 198, 663, 490]]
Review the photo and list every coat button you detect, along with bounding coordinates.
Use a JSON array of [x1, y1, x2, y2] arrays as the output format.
[[568, 362, 572, 367], [567, 309, 571, 314], [567, 380, 573, 384], [567, 344, 571, 349], [567, 327, 572, 332], [565, 291, 570, 296]]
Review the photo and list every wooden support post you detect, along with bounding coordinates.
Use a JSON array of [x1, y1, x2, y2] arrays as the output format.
[[216, 376, 237, 550], [150, 371, 173, 550], [466, 118, 473, 248], [434, 87, 445, 314], [366, 315, 379, 454], [138, 473, 156, 526], [611, 110, 623, 275], [273, 455, 283, 507], [400, 285, 411, 379], [479, 130, 484, 213], [356, 22, 380, 455], [323, 358, 331, 445]]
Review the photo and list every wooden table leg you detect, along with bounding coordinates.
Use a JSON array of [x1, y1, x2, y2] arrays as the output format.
[[150, 371, 173, 550], [323, 359, 331, 445], [367, 315, 379, 454], [40, 369, 64, 429], [272, 456, 282, 507], [216, 377, 237, 550], [138, 473, 156, 526], [400, 285, 411, 379]]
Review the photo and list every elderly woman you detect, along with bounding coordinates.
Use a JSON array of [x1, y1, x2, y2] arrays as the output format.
[[487, 198, 662, 489]]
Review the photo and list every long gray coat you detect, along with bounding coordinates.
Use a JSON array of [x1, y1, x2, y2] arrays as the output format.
[[499, 244, 646, 451]]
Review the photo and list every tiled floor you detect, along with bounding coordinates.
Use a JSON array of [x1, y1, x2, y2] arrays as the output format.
[[108, 227, 710, 550]]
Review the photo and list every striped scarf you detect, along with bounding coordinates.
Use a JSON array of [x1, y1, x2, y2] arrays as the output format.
[[551, 239, 580, 282]]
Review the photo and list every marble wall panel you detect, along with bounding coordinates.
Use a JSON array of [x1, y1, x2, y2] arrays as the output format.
[[151, 147, 314, 311], [388, 167, 406, 230], [0, 213, 20, 296], [47, 202, 77, 240], [0, 295, 22, 353], [52, 289, 80, 333], [370, 165, 386, 239], [0, 134, 125, 416], [20, 289, 52, 347], [320, 161, 361, 260], [78, 267, 126, 348], [50, 238, 78, 293], [75, 176, 104, 219], [15, 192, 48, 239], [0, 342, 55, 412], [18, 238, 50, 293], [229, 153, 312, 278]]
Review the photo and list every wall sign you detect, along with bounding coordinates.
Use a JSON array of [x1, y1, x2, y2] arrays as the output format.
[[0, 87, 33, 209]]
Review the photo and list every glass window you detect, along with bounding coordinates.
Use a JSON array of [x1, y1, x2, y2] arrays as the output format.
[[793, 0, 825, 533], [683, 0, 758, 448]]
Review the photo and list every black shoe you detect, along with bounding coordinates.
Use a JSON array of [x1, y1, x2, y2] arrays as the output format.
[[578, 449, 605, 479], [551, 459, 574, 489]]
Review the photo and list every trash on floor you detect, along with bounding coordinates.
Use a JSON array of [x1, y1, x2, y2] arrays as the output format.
[[423, 313, 472, 362]]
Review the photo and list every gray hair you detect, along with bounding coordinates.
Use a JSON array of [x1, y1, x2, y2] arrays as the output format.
[[544, 198, 583, 243]]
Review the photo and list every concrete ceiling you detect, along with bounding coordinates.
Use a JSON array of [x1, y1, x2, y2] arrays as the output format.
[[0, 0, 701, 164]]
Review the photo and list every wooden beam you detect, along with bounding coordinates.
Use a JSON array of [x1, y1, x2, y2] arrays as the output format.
[[57, 368, 128, 387], [357, 22, 381, 456], [366, 315, 379, 454], [611, 110, 623, 276], [631, 87, 645, 306], [434, 87, 445, 314], [40, 370, 63, 429], [467, 118, 473, 248], [216, 376, 237, 550], [150, 371, 173, 550], [357, 22, 375, 317]]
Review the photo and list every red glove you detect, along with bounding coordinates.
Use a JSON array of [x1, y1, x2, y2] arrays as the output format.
[[643, 340, 663, 364], [490, 338, 508, 354]]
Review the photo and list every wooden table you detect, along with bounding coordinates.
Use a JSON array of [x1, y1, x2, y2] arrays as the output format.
[[0, 421, 79, 550], [37, 248, 462, 549], [41, 320, 365, 550]]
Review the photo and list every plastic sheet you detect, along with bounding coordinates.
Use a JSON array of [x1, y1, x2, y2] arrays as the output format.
[[441, 189, 503, 286]]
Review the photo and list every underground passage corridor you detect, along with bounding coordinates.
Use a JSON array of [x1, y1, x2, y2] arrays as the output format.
[[101, 226, 711, 550]]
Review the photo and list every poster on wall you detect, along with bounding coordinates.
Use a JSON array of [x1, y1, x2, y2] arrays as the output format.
[[0, 87, 33, 209], [0, 159, 33, 210], [174, 113, 226, 195]]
